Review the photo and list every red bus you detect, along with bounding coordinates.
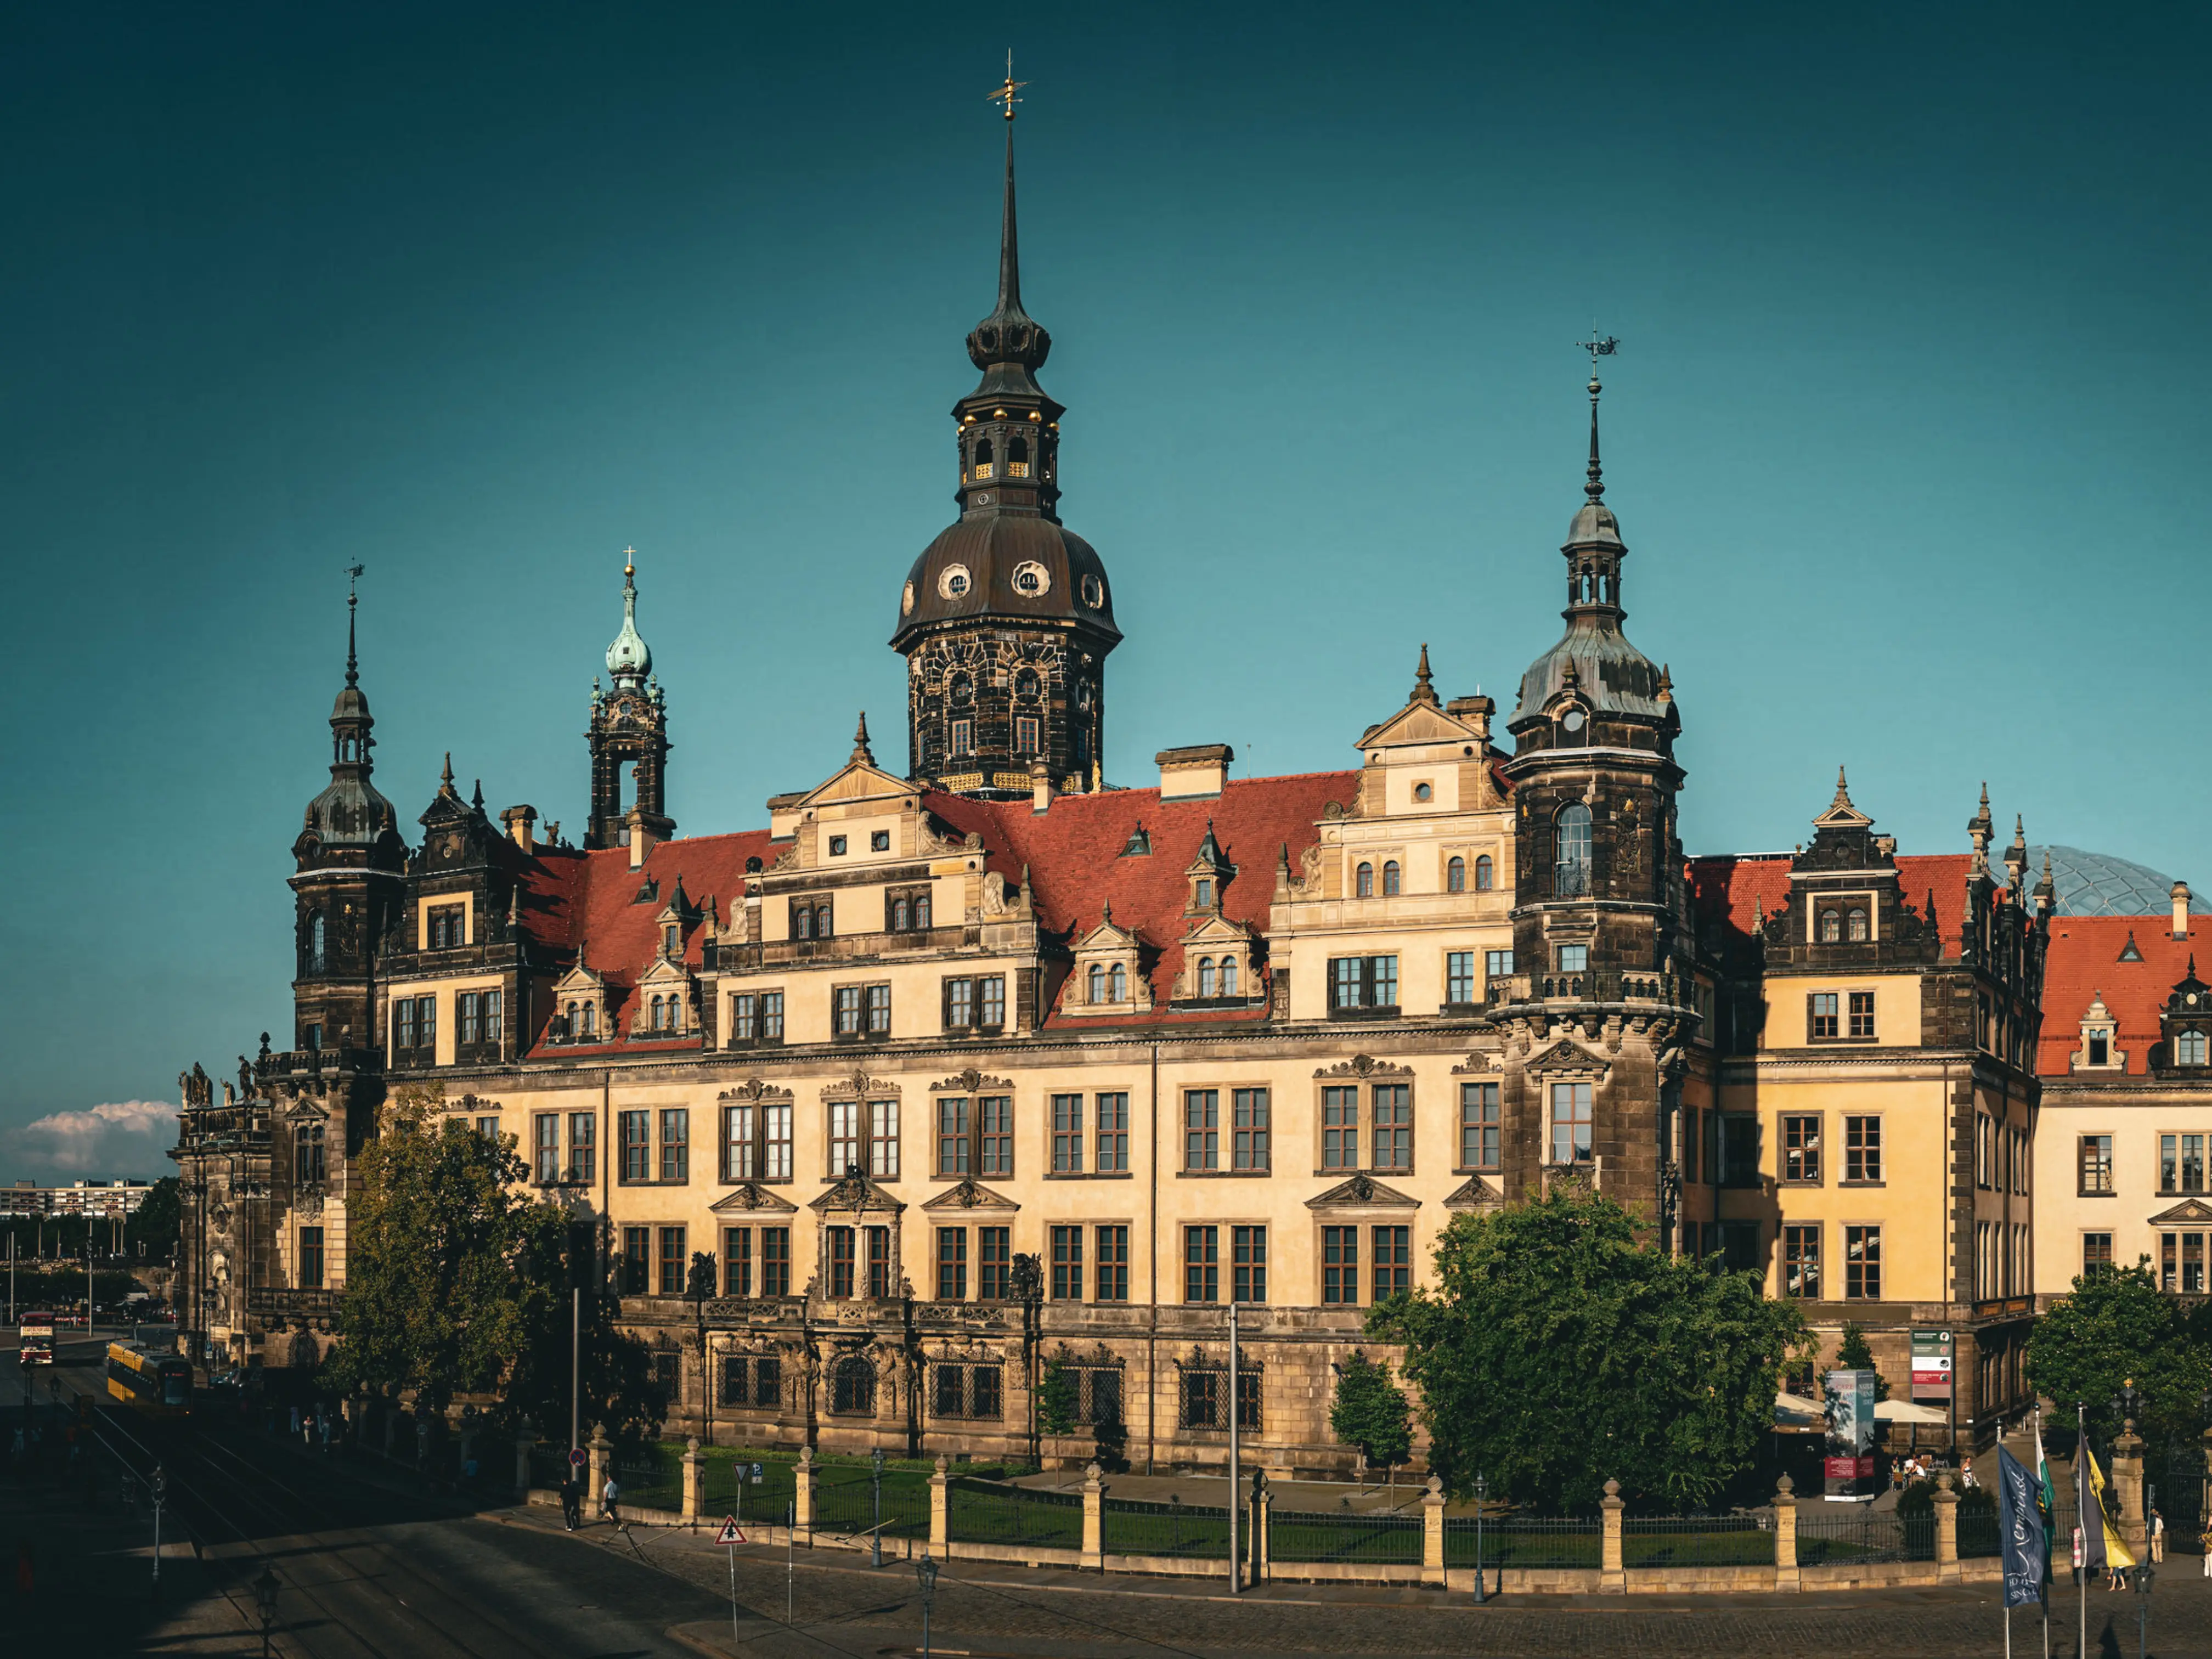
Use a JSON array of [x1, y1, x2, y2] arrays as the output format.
[[19, 1311, 55, 1365]]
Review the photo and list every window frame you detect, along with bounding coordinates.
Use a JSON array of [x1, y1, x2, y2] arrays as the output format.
[[1183, 1224, 1220, 1303], [1094, 1091, 1131, 1173], [1370, 1082, 1413, 1172], [1094, 1224, 1130, 1302], [1843, 1223, 1882, 1300], [1780, 1113, 1822, 1184], [1781, 1222, 1820, 1298], [1371, 1223, 1410, 1301], [1842, 1114, 1883, 1184], [2078, 1133, 2114, 1196], [1547, 1081, 1594, 1166], [1326, 955, 1400, 1015], [721, 1094, 795, 1184], [1458, 1081, 1500, 1172]]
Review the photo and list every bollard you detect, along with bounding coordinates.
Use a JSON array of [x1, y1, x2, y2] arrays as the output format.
[[1080, 1460, 1105, 1572], [588, 1424, 612, 1515], [1251, 1471, 1272, 1585], [1933, 1470, 1960, 1582], [794, 1444, 817, 1530], [930, 1454, 952, 1551], [1421, 1473, 1446, 1586], [682, 1436, 704, 1525], [1773, 1472, 1799, 1592], [1599, 1476, 1625, 1592]]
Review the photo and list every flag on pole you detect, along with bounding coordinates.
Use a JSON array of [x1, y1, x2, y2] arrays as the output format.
[[2034, 1421, 2058, 1550], [2074, 1434, 2108, 1575], [2081, 1442, 2135, 1570], [1996, 1446, 2047, 1607]]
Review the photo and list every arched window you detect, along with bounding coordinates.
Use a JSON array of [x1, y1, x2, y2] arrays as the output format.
[[914, 894, 931, 929], [2181, 1030, 2209, 1066], [1475, 854, 1494, 891], [1554, 804, 1593, 897], [1198, 957, 1217, 996], [1088, 963, 1105, 1003], [892, 898, 909, 931], [1819, 910, 1842, 943], [1447, 856, 1466, 894], [1008, 436, 1030, 476], [580, 1003, 597, 1037], [563, 1001, 578, 1039], [816, 904, 833, 939], [1220, 958, 1238, 996], [1356, 862, 1375, 898], [1110, 962, 1128, 1001], [1383, 860, 1402, 896], [650, 995, 666, 1031], [1847, 907, 1870, 942], [973, 436, 994, 478], [794, 907, 814, 940], [307, 911, 327, 973]]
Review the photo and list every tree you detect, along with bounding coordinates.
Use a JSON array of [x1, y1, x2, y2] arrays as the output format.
[[1833, 1322, 1891, 1402], [1037, 1359, 1080, 1437], [1329, 1351, 1413, 1483], [1368, 1184, 1808, 1512], [1091, 1385, 1130, 1474], [499, 1211, 667, 1448], [2027, 1262, 2210, 1443], [125, 1178, 182, 1265]]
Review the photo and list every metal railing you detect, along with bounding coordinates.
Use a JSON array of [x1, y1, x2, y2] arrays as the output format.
[[1102, 1495, 1232, 1559], [948, 1477, 1083, 1548], [1268, 1506, 1423, 1565], [1796, 1508, 1933, 1565], [1444, 1514, 1601, 1570], [1622, 1513, 1773, 1567]]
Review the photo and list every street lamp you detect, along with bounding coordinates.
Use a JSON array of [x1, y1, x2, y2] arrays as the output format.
[[915, 1550, 940, 1657], [2133, 1558, 2154, 1659], [1473, 1472, 1487, 1605], [871, 1446, 886, 1568], [252, 1564, 280, 1658]]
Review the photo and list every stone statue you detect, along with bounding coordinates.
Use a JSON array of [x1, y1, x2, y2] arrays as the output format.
[[238, 1056, 254, 1101], [222, 1081, 236, 1109]]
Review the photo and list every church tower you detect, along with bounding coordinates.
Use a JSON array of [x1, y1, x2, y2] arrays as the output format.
[[1494, 347, 1696, 1241], [290, 576, 406, 1055], [585, 550, 674, 851], [890, 72, 1121, 798]]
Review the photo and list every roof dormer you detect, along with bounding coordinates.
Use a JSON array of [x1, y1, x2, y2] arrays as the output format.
[[1186, 821, 1233, 915], [1352, 646, 1500, 818], [1067, 904, 1153, 1015], [2072, 992, 2124, 1073]]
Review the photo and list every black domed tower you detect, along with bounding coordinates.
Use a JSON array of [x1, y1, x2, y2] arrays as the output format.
[[890, 83, 1120, 798], [1494, 350, 1697, 1243]]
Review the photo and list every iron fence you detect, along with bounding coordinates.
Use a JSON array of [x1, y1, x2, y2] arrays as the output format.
[[947, 1477, 1085, 1548], [1623, 1513, 1774, 1567], [1795, 1507, 1933, 1565], [1267, 1506, 1424, 1565], [812, 1466, 931, 1539], [1103, 1495, 1233, 1559], [613, 1451, 682, 1514], [1444, 1514, 1601, 1570], [1956, 1511, 2002, 1559]]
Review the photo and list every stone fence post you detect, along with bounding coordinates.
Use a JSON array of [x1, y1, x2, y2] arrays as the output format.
[[682, 1436, 704, 1525], [1934, 1471, 1960, 1582], [1421, 1474, 1447, 1586], [588, 1424, 612, 1511], [1600, 1477, 1625, 1592], [931, 1455, 952, 1551], [794, 1444, 817, 1530], [1251, 1471, 1272, 1585], [1080, 1462, 1104, 1571], [1773, 1472, 1799, 1592], [2114, 1419, 2148, 1554], [513, 1419, 537, 1496]]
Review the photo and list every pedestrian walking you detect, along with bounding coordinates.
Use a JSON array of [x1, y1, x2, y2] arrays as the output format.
[[2151, 1507, 2165, 1562], [600, 1472, 620, 1527], [560, 1470, 582, 1531]]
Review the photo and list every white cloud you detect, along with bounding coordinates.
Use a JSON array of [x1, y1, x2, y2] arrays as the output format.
[[4, 1099, 179, 1178]]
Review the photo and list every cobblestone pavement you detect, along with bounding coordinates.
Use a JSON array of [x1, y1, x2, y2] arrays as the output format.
[[495, 1506, 2212, 1658]]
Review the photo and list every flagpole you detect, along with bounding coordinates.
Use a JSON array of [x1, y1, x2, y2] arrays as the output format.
[[2078, 1403, 2087, 1659]]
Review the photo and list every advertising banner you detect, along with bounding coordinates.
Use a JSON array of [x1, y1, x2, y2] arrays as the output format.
[[1824, 1369, 1878, 1498], [1910, 1329, 1954, 1402]]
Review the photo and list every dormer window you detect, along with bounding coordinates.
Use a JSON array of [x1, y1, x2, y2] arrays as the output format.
[[1194, 877, 1214, 909], [2089, 1033, 2109, 1066], [2181, 1031, 2209, 1066], [651, 995, 669, 1031], [662, 923, 679, 956], [1848, 907, 1870, 941], [1198, 957, 1217, 996], [1087, 961, 1131, 1005], [1819, 909, 1842, 943], [2073, 995, 2121, 1072]]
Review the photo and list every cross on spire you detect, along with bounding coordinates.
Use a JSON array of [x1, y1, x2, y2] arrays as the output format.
[[989, 50, 1026, 121]]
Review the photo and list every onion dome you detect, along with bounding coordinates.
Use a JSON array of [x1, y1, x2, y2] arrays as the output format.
[[605, 548, 651, 685]]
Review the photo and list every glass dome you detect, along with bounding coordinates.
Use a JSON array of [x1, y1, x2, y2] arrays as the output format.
[[2023, 846, 2199, 917]]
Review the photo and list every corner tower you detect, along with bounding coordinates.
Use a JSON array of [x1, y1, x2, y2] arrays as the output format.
[[890, 70, 1121, 799], [1494, 345, 1696, 1239], [585, 549, 673, 851]]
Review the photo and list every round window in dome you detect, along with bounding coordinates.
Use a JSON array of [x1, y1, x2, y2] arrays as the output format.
[[901, 581, 915, 616], [1080, 573, 1104, 609], [1013, 560, 1049, 597], [1562, 708, 1587, 733], [939, 565, 972, 600]]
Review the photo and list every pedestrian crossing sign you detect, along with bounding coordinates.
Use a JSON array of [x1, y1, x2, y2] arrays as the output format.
[[715, 1515, 744, 1546]]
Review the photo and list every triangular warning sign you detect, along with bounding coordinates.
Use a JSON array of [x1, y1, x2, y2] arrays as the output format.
[[714, 1515, 744, 1545]]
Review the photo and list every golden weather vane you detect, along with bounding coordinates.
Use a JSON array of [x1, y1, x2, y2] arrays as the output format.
[[990, 50, 1026, 121]]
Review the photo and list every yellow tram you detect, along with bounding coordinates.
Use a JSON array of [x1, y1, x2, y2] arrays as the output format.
[[105, 1341, 194, 1419]]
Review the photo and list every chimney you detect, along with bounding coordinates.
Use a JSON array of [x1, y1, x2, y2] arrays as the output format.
[[1445, 694, 1495, 744], [2175, 881, 2192, 940], [1030, 757, 1054, 816], [627, 805, 656, 871], [1156, 744, 1234, 802], [501, 804, 539, 855]]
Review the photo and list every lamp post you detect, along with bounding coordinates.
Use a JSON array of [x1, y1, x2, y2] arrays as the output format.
[[871, 1446, 885, 1568], [252, 1564, 280, 1658], [2134, 1556, 2154, 1659], [1473, 1471, 1487, 1604], [915, 1550, 940, 1657]]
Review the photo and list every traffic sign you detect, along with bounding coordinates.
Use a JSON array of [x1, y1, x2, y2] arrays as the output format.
[[715, 1515, 745, 1546], [749, 1463, 764, 1483], [2072, 1527, 2085, 1568], [569, 1448, 587, 1469]]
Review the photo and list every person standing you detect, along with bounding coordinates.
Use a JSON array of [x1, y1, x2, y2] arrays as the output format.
[[600, 1471, 620, 1528], [2150, 1506, 2165, 1563], [559, 1469, 582, 1531]]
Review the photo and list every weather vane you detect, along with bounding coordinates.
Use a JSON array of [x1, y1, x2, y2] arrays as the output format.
[[990, 50, 1026, 121], [1579, 327, 1619, 379], [345, 563, 364, 599]]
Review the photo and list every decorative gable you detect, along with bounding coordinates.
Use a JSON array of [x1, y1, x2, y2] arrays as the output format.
[[629, 954, 696, 1037], [1443, 1175, 1505, 1211], [709, 1182, 798, 1215], [1523, 1038, 1610, 1080], [2149, 1198, 2212, 1226], [1068, 906, 1152, 1014], [921, 1178, 1020, 1212], [809, 1169, 906, 1215], [1304, 1173, 1419, 1210], [1313, 1054, 1414, 1080], [549, 959, 611, 1044]]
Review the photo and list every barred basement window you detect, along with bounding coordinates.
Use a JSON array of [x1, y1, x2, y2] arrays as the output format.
[[1178, 1367, 1261, 1431], [933, 1363, 1004, 1420], [831, 1356, 876, 1415]]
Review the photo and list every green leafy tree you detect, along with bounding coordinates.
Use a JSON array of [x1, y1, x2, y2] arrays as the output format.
[[2027, 1262, 2210, 1442], [125, 1177, 182, 1265], [1329, 1351, 1413, 1479], [498, 1211, 667, 1447], [1369, 1184, 1808, 1512], [1038, 1359, 1080, 1437], [1090, 1386, 1130, 1474], [1833, 1322, 1891, 1402]]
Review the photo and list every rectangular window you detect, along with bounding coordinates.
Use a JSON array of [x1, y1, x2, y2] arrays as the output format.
[[1182, 1370, 1221, 1431], [568, 1112, 596, 1183], [1782, 1115, 1820, 1183], [724, 1227, 752, 1297], [1722, 1115, 1759, 1188], [1052, 1094, 1084, 1172], [476, 1114, 500, 1142], [294, 1122, 326, 1186], [1322, 1086, 1360, 1170], [1015, 715, 1038, 754], [761, 1228, 790, 1298], [936, 1228, 967, 1300], [659, 1108, 689, 1182], [298, 1226, 324, 1290], [1232, 1225, 1267, 1303], [2080, 1133, 2113, 1195], [970, 1366, 1003, 1419], [1184, 1090, 1220, 1171], [980, 976, 1005, 1028], [1682, 1107, 1700, 1184], [1844, 1224, 1882, 1299], [1327, 955, 1400, 1011], [428, 904, 465, 950], [1810, 992, 1839, 1040], [979, 1227, 1011, 1299], [1372, 1084, 1412, 1170], [1485, 949, 1514, 980], [933, 1363, 965, 1419], [827, 1228, 855, 1300], [938, 1097, 970, 1175], [834, 986, 861, 1036], [1459, 1082, 1500, 1170], [866, 983, 890, 1034], [1446, 951, 1475, 1005], [830, 1099, 860, 1176], [2084, 1232, 2113, 1274], [1232, 1088, 1271, 1171], [1051, 1224, 1084, 1300], [1844, 1115, 1882, 1182], [1095, 1225, 1129, 1302], [1556, 944, 1588, 974], [1322, 1225, 1359, 1304], [868, 1099, 899, 1179], [1722, 1221, 1761, 1273], [1782, 1223, 1820, 1297], [1096, 1092, 1130, 1172], [534, 1113, 561, 1183], [1184, 1225, 1219, 1302], [458, 992, 480, 1046], [946, 977, 974, 1028], [1549, 1082, 1593, 1165], [867, 1226, 890, 1300], [1372, 1224, 1410, 1301], [760, 991, 783, 1039], [620, 1111, 651, 1182], [658, 1226, 687, 1296], [2165, 1133, 2208, 1194], [1848, 990, 1876, 1039], [951, 719, 973, 757], [979, 1096, 1013, 1176], [395, 997, 416, 1053], [623, 1226, 651, 1295], [720, 1356, 748, 1408], [755, 1354, 781, 1406]]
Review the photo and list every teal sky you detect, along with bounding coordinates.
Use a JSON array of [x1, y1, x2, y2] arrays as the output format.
[[4, 3, 2206, 1178]]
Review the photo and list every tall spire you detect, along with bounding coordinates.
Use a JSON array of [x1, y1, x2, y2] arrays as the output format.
[[605, 546, 652, 686], [992, 50, 1026, 318], [344, 562, 363, 688], [966, 55, 1050, 386]]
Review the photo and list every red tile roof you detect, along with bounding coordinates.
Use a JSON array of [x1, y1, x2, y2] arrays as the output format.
[[1685, 851, 1989, 954], [2038, 916, 2207, 1076]]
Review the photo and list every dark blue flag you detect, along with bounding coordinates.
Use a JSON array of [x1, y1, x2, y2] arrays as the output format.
[[2074, 1436, 2108, 1575], [1996, 1446, 2046, 1607]]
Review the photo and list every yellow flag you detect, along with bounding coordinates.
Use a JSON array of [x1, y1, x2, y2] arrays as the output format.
[[2085, 1446, 2137, 1569]]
